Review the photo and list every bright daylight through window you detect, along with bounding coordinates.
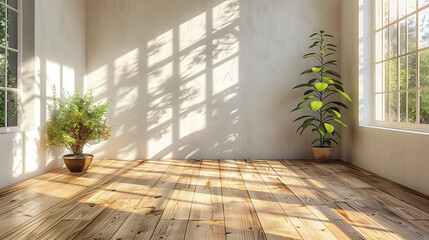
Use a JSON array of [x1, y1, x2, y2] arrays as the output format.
[[375, 0, 429, 128], [0, 0, 18, 129]]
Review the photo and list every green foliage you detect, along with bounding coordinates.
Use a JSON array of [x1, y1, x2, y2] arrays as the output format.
[[292, 30, 352, 147], [46, 90, 112, 155]]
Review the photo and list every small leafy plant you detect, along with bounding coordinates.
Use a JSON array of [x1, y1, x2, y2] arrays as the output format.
[[46, 90, 112, 155], [292, 30, 351, 147]]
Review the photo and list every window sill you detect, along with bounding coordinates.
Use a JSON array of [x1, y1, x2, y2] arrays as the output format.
[[360, 122, 429, 136], [0, 126, 21, 134]]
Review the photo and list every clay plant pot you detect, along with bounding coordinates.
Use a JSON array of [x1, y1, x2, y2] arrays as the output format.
[[312, 147, 333, 163], [63, 154, 94, 172]]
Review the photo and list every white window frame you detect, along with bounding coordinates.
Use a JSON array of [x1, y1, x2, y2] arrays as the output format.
[[373, 0, 429, 133], [0, 0, 20, 133]]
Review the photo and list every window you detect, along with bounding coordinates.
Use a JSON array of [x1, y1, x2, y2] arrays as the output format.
[[0, 0, 18, 129]]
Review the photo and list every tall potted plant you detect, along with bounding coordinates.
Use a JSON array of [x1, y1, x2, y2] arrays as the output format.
[[292, 30, 351, 162], [46, 90, 112, 172]]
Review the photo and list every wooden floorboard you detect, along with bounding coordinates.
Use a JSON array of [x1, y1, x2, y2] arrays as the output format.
[[0, 159, 428, 240]]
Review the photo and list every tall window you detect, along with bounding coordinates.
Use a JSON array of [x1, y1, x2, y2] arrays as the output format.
[[0, 0, 18, 129], [375, 0, 429, 128]]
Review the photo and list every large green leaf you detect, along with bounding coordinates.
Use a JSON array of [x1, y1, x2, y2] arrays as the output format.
[[300, 69, 313, 75], [314, 82, 328, 91], [308, 78, 318, 84], [324, 123, 334, 133], [293, 83, 312, 89], [311, 138, 320, 145], [333, 130, 342, 138], [291, 105, 308, 112], [310, 33, 319, 37], [322, 77, 334, 84], [304, 90, 314, 95], [310, 101, 323, 111], [332, 89, 352, 102], [293, 115, 314, 122], [312, 66, 323, 73], [302, 118, 314, 130], [329, 101, 348, 109], [326, 138, 339, 145], [324, 34, 334, 38], [334, 119, 348, 127], [326, 70, 341, 78], [332, 84, 344, 91], [326, 109, 341, 118], [319, 124, 327, 136]]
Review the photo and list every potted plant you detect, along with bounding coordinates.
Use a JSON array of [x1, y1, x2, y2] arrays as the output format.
[[292, 30, 352, 162], [46, 90, 112, 172]]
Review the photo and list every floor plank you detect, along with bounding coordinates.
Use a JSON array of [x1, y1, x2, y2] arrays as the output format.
[[0, 159, 427, 240]]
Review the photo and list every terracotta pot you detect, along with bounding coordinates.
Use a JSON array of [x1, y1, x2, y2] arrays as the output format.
[[312, 147, 333, 163], [63, 154, 94, 172]]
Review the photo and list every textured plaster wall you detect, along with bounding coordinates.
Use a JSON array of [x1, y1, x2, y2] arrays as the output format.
[[0, 0, 86, 188], [341, 0, 429, 195], [86, 0, 341, 160]]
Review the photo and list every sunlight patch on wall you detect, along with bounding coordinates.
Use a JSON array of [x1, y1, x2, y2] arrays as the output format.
[[46, 60, 61, 98], [147, 125, 173, 159], [148, 62, 173, 96], [114, 48, 139, 85], [179, 74, 206, 139], [179, 12, 206, 51], [147, 30, 173, 68], [213, 0, 239, 33], [85, 64, 109, 101], [62, 65, 75, 92], [180, 46, 207, 79], [213, 57, 239, 95]]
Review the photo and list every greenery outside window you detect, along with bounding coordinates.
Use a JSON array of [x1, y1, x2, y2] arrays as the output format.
[[0, 0, 18, 130], [374, 0, 429, 130]]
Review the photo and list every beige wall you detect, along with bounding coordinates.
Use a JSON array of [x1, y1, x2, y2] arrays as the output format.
[[86, 0, 341, 160], [341, 0, 429, 195], [0, 0, 86, 188]]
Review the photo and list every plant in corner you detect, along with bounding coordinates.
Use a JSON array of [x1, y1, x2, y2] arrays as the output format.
[[46, 90, 112, 172], [292, 30, 351, 162]]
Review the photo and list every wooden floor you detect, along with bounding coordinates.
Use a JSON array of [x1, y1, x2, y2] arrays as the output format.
[[0, 159, 429, 240]]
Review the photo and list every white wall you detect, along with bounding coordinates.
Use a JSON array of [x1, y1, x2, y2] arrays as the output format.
[[86, 0, 341, 160], [341, 0, 429, 195], [0, 0, 86, 188]]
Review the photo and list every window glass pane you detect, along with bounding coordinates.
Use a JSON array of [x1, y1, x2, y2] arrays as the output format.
[[419, 49, 429, 87], [7, 9, 17, 50], [376, 94, 384, 120], [384, 28, 389, 59], [385, 61, 390, 90], [376, 0, 383, 29], [390, 59, 398, 90], [390, 92, 398, 121], [420, 0, 429, 8], [399, 0, 407, 18], [408, 54, 417, 88], [7, 50, 17, 88], [419, 8, 429, 48], [399, 20, 406, 55], [6, 90, 17, 127], [408, 0, 416, 14], [385, 93, 390, 120], [408, 90, 417, 122], [384, 0, 389, 26], [0, 89, 4, 127], [408, 15, 417, 52], [390, 0, 398, 23], [400, 91, 407, 122], [9, 0, 18, 10], [0, 5, 5, 46], [390, 24, 398, 57], [376, 63, 383, 92], [0, 47, 4, 87], [400, 56, 406, 89], [376, 31, 383, 62], [420, 89, 429, 124]]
